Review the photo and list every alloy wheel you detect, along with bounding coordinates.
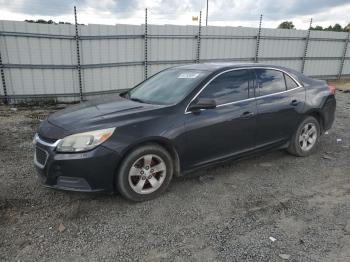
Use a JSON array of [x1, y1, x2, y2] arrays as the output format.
[[298, 122, 317, 151], [128, 154, 167, 194]]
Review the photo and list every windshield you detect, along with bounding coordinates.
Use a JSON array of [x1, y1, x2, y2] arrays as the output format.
[[128, 68, 210, 105]]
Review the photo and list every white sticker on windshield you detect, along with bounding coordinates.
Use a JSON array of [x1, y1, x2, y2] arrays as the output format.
[[178, 72, 200, 79]]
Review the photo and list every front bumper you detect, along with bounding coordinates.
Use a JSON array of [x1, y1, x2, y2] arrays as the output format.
[[34, 135, 121, 192]]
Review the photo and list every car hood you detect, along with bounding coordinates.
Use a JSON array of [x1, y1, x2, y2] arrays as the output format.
[[47, 94, 165, 132]]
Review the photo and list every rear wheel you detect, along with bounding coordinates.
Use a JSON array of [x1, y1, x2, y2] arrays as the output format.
[[287, 116, 320, 157], [116, 144, 173, 201]]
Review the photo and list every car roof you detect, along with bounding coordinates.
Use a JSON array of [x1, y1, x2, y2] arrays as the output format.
[[174, 62, 291, 73]]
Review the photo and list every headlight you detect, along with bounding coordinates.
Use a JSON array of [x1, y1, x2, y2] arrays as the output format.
[[56, 127, 115, 152]]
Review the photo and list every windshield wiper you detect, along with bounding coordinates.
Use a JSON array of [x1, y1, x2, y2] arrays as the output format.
[[130, 97, 146, 103]]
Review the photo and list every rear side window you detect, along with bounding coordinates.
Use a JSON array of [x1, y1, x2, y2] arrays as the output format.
[[284, 74, 299, 89], [198, 69, 252, 104], [256, 69, 286, 96]]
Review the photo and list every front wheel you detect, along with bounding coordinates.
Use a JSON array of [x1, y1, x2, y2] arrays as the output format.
[[116, 144, 173, 202], [287, 116, 320, 157]]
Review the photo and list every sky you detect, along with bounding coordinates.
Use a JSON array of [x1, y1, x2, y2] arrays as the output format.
[[0, 0, 349, 30]]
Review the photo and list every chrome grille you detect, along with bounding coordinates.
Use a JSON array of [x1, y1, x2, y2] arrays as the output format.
[[35, 147, 48, 168]]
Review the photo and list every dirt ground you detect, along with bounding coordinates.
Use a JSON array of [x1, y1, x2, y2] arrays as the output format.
[[0, 90, 349, 262], [328, 79, 350, 91]]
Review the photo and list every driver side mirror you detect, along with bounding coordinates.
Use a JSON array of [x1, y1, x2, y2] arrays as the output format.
[[188, 98, 216, 112]]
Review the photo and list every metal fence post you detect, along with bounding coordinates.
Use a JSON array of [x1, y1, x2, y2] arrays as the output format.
[[144, 8, 148, 80], [206, 0, 209, 26], [74, 6, 83, 101], [338, 30, 350, 79], [301, 18, 312, 74], [254, 14, 263, 63], [196, 11, 202, 63], [0, 50, 8, 104]]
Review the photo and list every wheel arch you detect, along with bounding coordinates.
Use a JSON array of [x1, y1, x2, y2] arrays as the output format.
[[307, 110, 324, 132], [117, 137, 181, 180], [303, 94, 336, 133]]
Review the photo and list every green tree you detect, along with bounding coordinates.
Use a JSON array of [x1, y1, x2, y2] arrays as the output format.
[[277, 21, 295, 29], [59, 21, 72, 25], [310, 25, 323, 30], [323, 24, 345, 32], [344, 23, 350, 32], [25, 19, 56, 24], [332, 23, 343, 32], [25, 19, 80, 25]]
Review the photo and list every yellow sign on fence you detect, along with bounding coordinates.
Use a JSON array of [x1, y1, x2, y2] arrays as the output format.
[[192, 16, 198, 21]]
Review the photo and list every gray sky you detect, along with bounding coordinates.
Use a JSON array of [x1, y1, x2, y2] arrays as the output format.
[[1, 0, 349, 29]]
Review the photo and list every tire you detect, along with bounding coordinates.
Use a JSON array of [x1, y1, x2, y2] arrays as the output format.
[[287, 116, 320, 157], [116, 144, 173, 202]]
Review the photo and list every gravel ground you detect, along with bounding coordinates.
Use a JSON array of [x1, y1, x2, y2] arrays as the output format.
[[0, 92, 349, 262]]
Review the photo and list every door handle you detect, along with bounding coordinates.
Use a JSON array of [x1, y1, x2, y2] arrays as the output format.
[[240, 111, 254, 119], [290, 99, 300, 106]]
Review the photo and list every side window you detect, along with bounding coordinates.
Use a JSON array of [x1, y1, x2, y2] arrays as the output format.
[[198, 70, 252, 104], [256, 69, 286, 96], [284, 73, 299, 89]]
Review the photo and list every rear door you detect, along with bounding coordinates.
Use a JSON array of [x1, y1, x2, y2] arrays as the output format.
[[182, 69, 257, 169], [255, 68, 305, 147]]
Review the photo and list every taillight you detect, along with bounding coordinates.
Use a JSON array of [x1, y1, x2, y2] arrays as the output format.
[[328, 84, 336, 95]]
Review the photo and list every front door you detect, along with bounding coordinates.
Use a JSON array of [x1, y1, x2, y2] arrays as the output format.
[[182, 69, 257, 170]]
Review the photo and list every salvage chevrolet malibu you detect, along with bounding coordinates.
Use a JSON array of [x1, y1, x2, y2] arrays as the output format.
[[33, 63, 336, 201]]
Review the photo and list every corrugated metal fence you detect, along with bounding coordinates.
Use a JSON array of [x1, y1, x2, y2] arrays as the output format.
[[0, 17, 350, 103]]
